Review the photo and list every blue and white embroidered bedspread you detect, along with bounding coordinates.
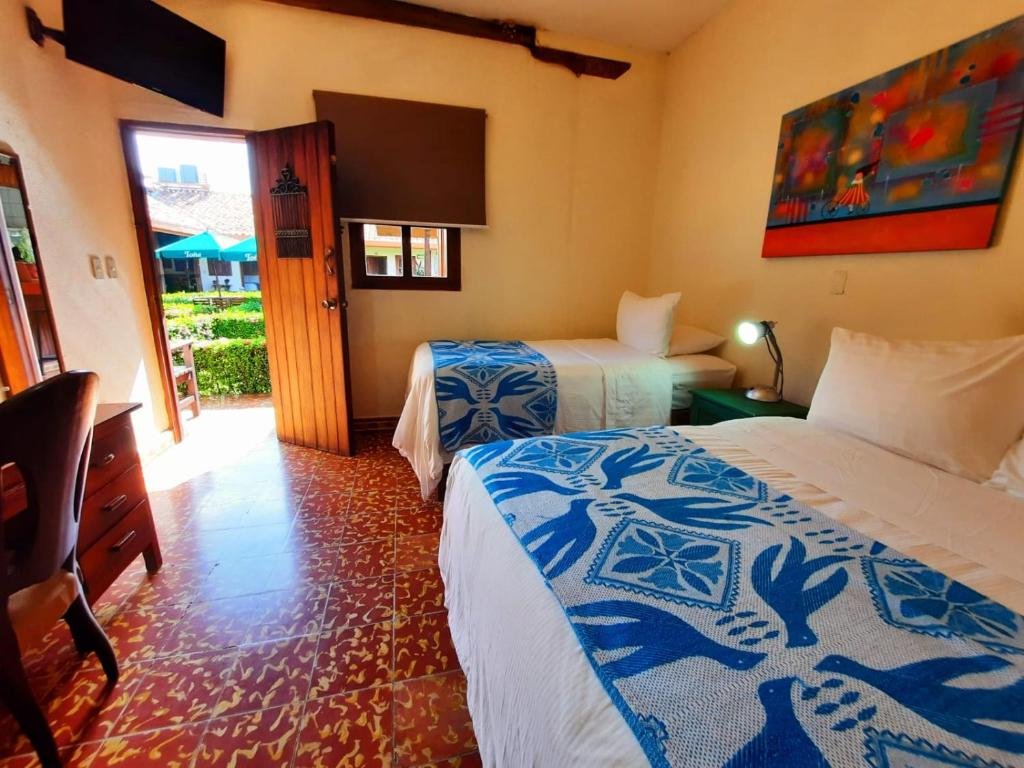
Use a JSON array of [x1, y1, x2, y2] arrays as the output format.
[[462, 426, 1024, 768], [430, 340, 557, 453]]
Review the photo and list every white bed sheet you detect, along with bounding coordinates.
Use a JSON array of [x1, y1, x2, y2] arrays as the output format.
[[439, 417, 1024, 768], [666, 354, 737, 409], [394, 339, 674, 498]]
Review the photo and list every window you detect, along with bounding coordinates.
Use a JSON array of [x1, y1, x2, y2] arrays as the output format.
[[349, 223, 460, 291], [207, 258, 232, 277]]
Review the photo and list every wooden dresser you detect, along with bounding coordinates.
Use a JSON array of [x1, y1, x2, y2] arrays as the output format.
[[1, 402, 162, 604]]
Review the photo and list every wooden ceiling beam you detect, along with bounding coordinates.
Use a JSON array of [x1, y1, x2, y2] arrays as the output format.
[[263, 0, 631, 79]]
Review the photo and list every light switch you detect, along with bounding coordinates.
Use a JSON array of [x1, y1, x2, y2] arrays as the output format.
[[89, 254, 105, 279], [830, 270, 847, 295], [104, 255, 118, 278]]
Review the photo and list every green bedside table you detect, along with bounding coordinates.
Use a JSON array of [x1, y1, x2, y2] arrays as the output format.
[[689, 388, 809, 425]]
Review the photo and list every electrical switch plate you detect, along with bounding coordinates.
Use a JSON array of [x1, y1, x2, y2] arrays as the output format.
[[830, 270, 847, 295], [104, 255, 118, 278], [89, 254, 105, 279]]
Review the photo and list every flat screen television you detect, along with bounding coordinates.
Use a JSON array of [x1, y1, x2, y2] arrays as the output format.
[[62, 0, 226, 117]]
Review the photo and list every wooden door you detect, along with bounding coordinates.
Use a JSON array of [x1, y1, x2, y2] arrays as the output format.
[[248, 122, 353, 455]]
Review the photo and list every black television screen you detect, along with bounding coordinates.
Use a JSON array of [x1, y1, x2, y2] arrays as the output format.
[[62, 0, 225, 116]]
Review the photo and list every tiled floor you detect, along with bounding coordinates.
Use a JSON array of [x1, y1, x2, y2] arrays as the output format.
[[0, 401, 479, 767]]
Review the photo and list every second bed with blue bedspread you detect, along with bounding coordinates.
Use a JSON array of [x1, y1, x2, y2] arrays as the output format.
[[461, 425, 1024, 768]]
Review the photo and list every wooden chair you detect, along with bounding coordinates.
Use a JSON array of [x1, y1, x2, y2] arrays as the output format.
[[0, 371, 118, 768], [169, 338, 201, 419]]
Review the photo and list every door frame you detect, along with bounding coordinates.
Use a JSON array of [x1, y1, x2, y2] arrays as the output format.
[[119, 120, 252, 443]]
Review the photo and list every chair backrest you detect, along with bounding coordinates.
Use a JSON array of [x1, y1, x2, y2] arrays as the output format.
[[0, 371, 99, 598]]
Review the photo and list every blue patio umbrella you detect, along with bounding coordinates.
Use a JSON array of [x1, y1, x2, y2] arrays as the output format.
[[219, 236, 258, 262], [155, 231, 225, 259]]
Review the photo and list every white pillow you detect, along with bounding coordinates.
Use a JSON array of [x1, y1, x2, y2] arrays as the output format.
[[807, 328, 1024, 482], [616, 291, 681, 357], [668, 325, 725, 356], [987, 438, 1024, 499]]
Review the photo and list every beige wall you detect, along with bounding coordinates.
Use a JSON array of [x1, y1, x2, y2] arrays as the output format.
[[0, 0, 666, 436], [649, 0, 1024, 405]]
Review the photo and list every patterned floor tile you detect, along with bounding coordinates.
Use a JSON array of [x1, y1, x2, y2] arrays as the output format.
[[0, 662, 135, 756], [101, 605, 185, 662], [323, 576, 395, 631], [118, 564, 213, 611], [89, 723, 204, 767], [342, 510, 397, 544], [309, 623, 393, 699], [395, 534, 440, 573], [215, 636, 317, 718], [395, 509, 443, 538], [394, 672, 476, 767], [294, 687, 392, 768], [196, 703, 302, 767], [394, 568, 445, 618], [347, 490, 397, 516], [335, 538, 396, 582], [0, 425, 476, 767], [113, 651, 236, 735], [394, 614, 458, 681]]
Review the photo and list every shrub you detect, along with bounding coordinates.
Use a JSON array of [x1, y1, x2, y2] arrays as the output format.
[[166, 314, 213, 341], [237, 298, 263, 312], [210, 312, 265, 339], [193, 338, 270, 396]]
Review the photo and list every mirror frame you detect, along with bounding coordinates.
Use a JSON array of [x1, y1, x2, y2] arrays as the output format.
[[0, 148, 64, 393]]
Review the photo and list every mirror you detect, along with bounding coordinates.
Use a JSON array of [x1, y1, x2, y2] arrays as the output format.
[[0, 150, 62, 388]]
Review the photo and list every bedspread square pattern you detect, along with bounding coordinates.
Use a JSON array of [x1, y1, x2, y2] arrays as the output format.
[[430, 340, 557, 452], [462, 426, 1024, 768]]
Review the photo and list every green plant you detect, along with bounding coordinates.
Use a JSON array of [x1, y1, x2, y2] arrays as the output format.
[[210, 312, 265, 339], [193, 338, 270, 396], [166, 314, 213, 341]]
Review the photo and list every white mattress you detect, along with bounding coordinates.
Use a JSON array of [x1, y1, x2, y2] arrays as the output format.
[[439, 417, 1024, 768], [393, 339, 674, 498], [666, 353, 737, 409]]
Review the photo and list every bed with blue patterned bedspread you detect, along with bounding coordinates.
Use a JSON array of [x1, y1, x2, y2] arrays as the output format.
[[459, 425, 1024, 768], [430, 340, 559, 452]]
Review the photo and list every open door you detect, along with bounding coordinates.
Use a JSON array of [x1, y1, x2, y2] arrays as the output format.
[[248, 122, 353, 455]]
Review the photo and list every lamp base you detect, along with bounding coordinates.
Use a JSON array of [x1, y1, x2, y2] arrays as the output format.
[[745, 385, 781, 403]]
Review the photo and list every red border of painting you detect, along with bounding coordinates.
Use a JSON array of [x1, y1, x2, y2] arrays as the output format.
[[761, 204, 999, 258]]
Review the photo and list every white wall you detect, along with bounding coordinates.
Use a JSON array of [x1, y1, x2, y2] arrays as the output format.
[[648, 0, 1024, 405]]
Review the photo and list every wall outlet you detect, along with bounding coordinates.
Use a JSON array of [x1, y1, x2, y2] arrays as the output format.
[[89, 254, 105, 279], [830, 269, 847, 295], [104, 255, 118, 278]]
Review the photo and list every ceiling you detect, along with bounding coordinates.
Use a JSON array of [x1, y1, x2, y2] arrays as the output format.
[[418, 0, 730, 53]]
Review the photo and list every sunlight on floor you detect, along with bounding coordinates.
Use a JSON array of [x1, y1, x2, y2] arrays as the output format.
[[143, 395, 277, 492]]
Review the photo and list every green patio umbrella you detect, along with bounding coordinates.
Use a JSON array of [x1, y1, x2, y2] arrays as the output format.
[[219, 236, 258, 262], [155, 231, 225, 259]]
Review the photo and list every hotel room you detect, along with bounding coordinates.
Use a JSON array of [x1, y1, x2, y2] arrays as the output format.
[[1, 0, 1023, 766]]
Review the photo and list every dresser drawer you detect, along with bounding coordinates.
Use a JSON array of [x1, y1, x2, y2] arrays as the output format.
[[85, 420, 137, 496], [79, 464, 147, 551], [79, 499, 154, 602]]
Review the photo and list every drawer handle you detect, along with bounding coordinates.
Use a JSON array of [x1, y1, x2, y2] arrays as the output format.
[[95, 452, 116, 467], [111, 530, 137, 552], [102, 494, 128, 514]]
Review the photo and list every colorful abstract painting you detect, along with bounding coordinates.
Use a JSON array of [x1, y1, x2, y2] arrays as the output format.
[[762, 15, 1024, 258]]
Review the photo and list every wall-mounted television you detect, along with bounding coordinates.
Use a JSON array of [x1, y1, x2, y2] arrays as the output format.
[[62, 0, 226, 117]]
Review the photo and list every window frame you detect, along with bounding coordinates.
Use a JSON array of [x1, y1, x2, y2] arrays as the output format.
[[348, 223, 461, 291]]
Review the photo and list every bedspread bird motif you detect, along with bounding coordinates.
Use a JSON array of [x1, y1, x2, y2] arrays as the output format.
[[430, 340, 557, 454], [464, 425, 1024, 768]]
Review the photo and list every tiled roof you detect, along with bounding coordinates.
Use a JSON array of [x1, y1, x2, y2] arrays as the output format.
[[146, 184, 254, 241]]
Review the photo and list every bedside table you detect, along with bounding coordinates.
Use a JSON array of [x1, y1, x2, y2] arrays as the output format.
[[689, 388, 809, 425]]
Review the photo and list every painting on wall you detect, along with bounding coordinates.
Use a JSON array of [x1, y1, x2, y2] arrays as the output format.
[[762, 15, 1024, 258]]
